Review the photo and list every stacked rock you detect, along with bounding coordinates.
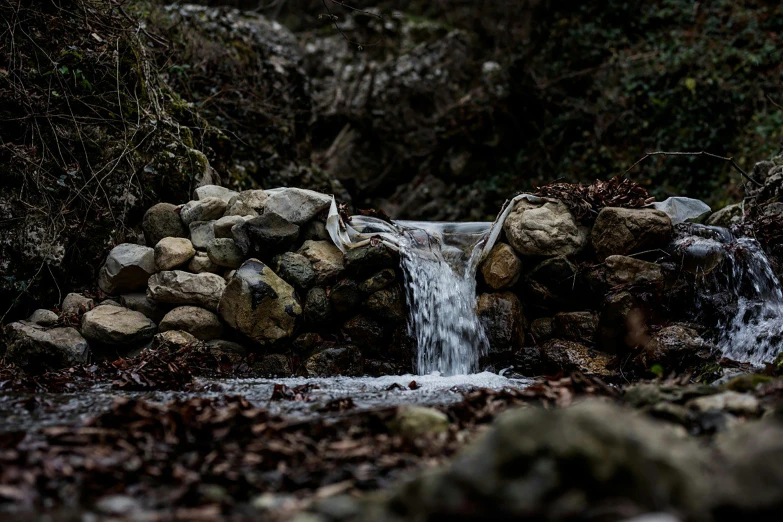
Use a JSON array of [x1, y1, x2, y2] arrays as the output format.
[[5, 186, 409, 378]]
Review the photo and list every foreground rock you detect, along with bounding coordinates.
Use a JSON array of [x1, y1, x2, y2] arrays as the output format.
[[80, 305, 157, 346], [232, 212, 300, 258], [263, 188, 331, 225], [158, 306, 223, 341], [98, 244, 156, 295], [477, 292, 524, 354], [142, 203, 187, 247], [502, 199, 587, 257], [5, 321, 90, 372], [147, 271, 226, 311], [218, 259, 302, 344], [636, 325, 713, 372], [154, 237, 195, 270], [591, 207, 673, 260]]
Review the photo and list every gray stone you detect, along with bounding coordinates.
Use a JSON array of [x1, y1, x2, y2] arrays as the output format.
[[213, 215, 246, 238], [263, 188, 331, 225], [158, 306, 223, 340], [147, 270, 226, 311], [180, 197, 227, 225], [28, 309, 58, 326], [688, 391, 759, 416], [503, 199, 587, 257], [232, 212, 300, 258], [592, 207, 673, 260], [189, 220, 216, 250], [218, 259, 301, 344], [119, 293, 167, 322], [5, 321, 89, 372], [477, 292, 525, 354], [305, 287, 333, 326], [706, 203, 744, 227], [154, 237, 195, 271], [297, 240, 344, 284], [359, 269, 396, 294], [344, 243, 396, 277], [304, 345, 363, 377], [389, 406, 449, 440], [273, 252, 315, 291], [207, 238, 244, 268], [187, 252, 220, 274], [142, 202, 186, 247], [224, 189, 268, 216], [81, 305, 157, 346], [193, 184, 237, 204], [62, 292, 95, 316], [480, 243, 522, 290], [98, 243, 156, 295]]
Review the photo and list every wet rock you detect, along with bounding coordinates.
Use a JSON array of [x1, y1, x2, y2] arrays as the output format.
[[553, 311, 597, 345], [343, 315, 385, 354], [344, 243, 397, 277], [98, 244, 156, 295], [232, 212, 299, 259], [514, 346, 545, 375], [252, 353, 292, 377], [224, 189, 268, 216], [81, 305, 157, 346], [180, 197, 227, 226], [330, 279, 362, 316], [142, 203, 187, 247], [273, 252, 315, 292], [723, 373, 774, 393], [187, 252, 220, 274], [540, 339, 612, 375], [5, 321, 90, 373], [206, 339, 250, 364], [297, 240, 344, 284], [154, 330, 200, 349], [263, 188, 331, 225], [189, 221, 216, 250], [671, 233, 726, 276], [365, 285, 406, 324], [293, 332, 325, 354], [637, 325, 713, 372], [119, 293, 167, 322], [213, 215, 246, 238], [591, 207, 673, 260], [359, 268, 396, 293], [154, 237, 195, 270], [525, 256, 581, 311], [503, 199, 587, 257], [302, 220, 330, 241], [389, 406, 449, 440], [477, 292, 525, 355], [596, 291, 648, 354], [480, 243, 522, 290], [158, 306, 223, 341], [706, 203, 744, 227], [385, 400, 706, 520], [304, 345, 363, 377], [304, 287, 333, 326], [193, 185, 236, 204], [147, 270, 226, 311], [28, 309, 58, 326], [622, 383, 718, 408], [688, 391, 760, 416], [207, 238, 244, 268], [62, 293, 95, 316], [604, 255, 663, 287], [218, 259, 301, 344], [530, 317, 554, 344]]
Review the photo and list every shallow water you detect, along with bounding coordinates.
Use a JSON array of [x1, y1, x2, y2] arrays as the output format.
[[0, 372, 533, 433]]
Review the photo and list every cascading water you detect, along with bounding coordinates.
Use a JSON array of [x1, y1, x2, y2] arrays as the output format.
[[396, 222, 491, 376], [677, 224, 783, 365]]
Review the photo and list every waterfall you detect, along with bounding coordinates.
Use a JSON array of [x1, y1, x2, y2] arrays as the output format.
[[677, 225, 783, 365]]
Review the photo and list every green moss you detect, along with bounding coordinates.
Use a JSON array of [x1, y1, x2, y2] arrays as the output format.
[[724, 374, 775, 393]]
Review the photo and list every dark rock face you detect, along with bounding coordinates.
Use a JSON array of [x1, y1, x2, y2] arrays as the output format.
[[525, 256, 582, 312], [5, 321, 90, 373], [231, 212, 300, 259], [143, 203, 187, 247], [330, 279, 363, 316], [304, 287, 333, 327], [344, 244, 397, 277], [272, 252, 315, 293], [553, 311, 598, 346], [304, 345, 363, 377], [359, 269, 396, 294], [343, 315, 386, 356], [252, 353, 292, 377], [539, 339, 612, 375], [591, 207, 673, 260], [365, 285, 406, 325], [477, 292, 524, 355], [596, 291, 647, 354], [636, 325, 714, 372]]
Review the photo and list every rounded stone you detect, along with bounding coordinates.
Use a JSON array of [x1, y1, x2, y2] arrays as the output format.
[[189, 221, 216, 250], [502, 200, 587, 257], [207, 238, 244, 268], [180, 197, 227, 226], [193, 185, 237, 204], [297, 240, 344, 284], [154, 237, 196, 271], [158, 306, 223, 340], [62, 293, 95, 316], [591, 207, 673, 260], [273, 252, 315, 291], [98, 244, 156, 295], [304, 287, 333, 326], [147, 270, 226, 311], [480, 243, 522, 290], [232, 212, 300, 259], [81, 305, 157, 346], [213, 215, 246, 239], [142, 203, 187, 247], [28, 309, 59, 326], [188, 252, 220, 274]]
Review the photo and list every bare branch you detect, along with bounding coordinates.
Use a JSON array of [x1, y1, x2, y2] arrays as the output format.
[[623, 150, 762, 187]]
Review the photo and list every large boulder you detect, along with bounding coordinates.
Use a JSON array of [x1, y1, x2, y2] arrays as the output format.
[[147, 271, 226, 311], [158, 306, 222, 341], [80, 305, 157, 346], [477, 292, 525, 355], [142, 203, 187, 247], [502, 199, 587, 257], [154, 237, 195, 271], [232, 212, 299, 259], [263, 188, 331, 225], [218, 259, 302, 344], [297, 240, 344, 284], [5, 321, 90, 373], [97, 244, 156, 295], [591, 207, 673, 260], [179, 197, 227, 226], [480, 243, 522, 290]]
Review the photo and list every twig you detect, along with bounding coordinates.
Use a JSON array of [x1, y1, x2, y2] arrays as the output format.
[[320, 0, 382, 48], [624, 150, 761, 187]]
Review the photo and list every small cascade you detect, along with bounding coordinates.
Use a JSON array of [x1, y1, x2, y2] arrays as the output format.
[[677, 224, 783, 365], [396, 221, 491, 376]]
